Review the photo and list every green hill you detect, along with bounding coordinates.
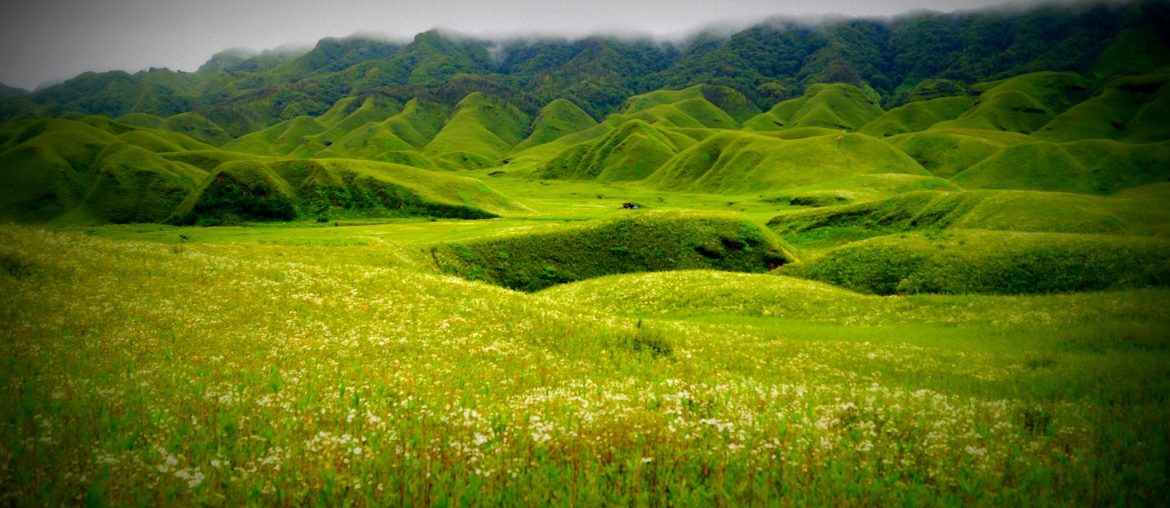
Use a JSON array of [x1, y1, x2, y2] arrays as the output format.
[[932, 72, 1089, 134], [761, 173, 959, 207], [382, 98, 451, 149], [769, 188, 1170, 246], [950, 139, 1170, 194], [533, 119, 694, 181], [860, 96, 975, 137], [315, 95, 403, 139], [84, 144, 207, 223], [608, 86, 741, 129], [885, 130, 1030, 178], [424, 92, 530, 169], [1034, 72, 1170, 142], [222, 116, 328, 156], [75, 115, 215, 152], [172, 158, 518, 225], [742, 83, 883, 132], [315, 123, 415, 160], [781, 229, 1170, 295], [1093, 25, 1170, 78], [160, 112, 233, 145], [432, 211, 795, 291], [645, 131, 927, 193], [114, 112, 165, 129], [513, 99, 597, 151], [0, 119, 209, 223]]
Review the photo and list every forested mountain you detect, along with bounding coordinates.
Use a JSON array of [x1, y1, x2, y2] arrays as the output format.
[[4, 0, 1168, 131], [2, 0, 1170, 227]]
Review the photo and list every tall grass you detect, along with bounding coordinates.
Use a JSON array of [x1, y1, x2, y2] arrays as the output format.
[[2, 225, 1167, 505]]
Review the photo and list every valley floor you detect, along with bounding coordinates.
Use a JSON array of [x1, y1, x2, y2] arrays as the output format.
[[2, 213, 1168, 505]]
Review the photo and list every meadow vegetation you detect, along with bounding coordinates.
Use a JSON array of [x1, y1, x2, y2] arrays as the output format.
[[2, 2, 1170, 504]]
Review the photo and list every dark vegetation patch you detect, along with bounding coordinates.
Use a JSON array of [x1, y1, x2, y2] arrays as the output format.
[[432, 212, 796, 292], [0, 252, 34, 278], [170, 159, 502, 226]]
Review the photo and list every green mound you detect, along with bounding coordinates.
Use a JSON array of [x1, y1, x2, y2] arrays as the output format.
[[172, 158, 515, 225], [886, 130, 1019, 178], [951, 140, 1170, 194], [612, 86, 740, 129], [432, 212, 796, 292], [512, 99, 597, 151], [371, 150, 440, 169], [319, 95, 401, 128], [645, 131, 927, 193], [1119, 78, 1170, 143], [540, 270, 868, 319], [933, 72, 1089, 134], [115, 112, 165, 129], [314, 95, 403, 143], [381, 98, 450, 149], [85, 144, 207, 223], [860, 96, 975, 138], [743, 83, 883, 132], [160, 149, 265, 171], [781, 230, 1170, 295], [172, 160, 297, 224], [763, 173, 959, 207], [316, 96, 365, 127], [222, 116, 327, 156], [699, 85, 762, 123], [534, 119, 693, 181], [425, 92, 529, 169], [160, 112, 233, 145], [315, 123, 415, 159], [1093, 26, 1170, 78], [0, 118, 208, 223], [769, 188, 1165, 245], [119, 129, 213, 153], [1034, 73, 1170, 142]]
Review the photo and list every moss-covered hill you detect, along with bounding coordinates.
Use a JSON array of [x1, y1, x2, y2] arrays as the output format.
[[432, 212, 796, 292]]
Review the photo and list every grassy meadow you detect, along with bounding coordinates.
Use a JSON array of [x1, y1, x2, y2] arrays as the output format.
[[2, 180, 1169, 504], [3, 18, 1170, 503]]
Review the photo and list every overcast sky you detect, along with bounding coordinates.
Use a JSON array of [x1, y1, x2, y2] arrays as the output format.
[[0, 0, 1105, 90]]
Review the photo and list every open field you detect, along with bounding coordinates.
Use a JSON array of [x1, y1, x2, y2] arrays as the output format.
[[3, 5, 1170, 503], [3, 187, 1169, 504]]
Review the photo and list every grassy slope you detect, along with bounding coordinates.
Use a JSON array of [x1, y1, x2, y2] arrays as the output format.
[[1034, 73, 1170, 142], [160, 112, 233, 145], [743, 83, 883, 132], [172, 158, 520, 225], [646, 131, 928, 194], [424, 93, 530, 169], [222, 116, 328, 156], [512, 99, 597, 151], [860, 96, 975, 138], [3, 224, 1168, 505], [769, 187, 1170, 244], [533, 119, 694, 182], [0, 119, 212, 223], [432, 211, 795, 291], [782, 229, 1170, 295], [933, 72, 1088, 134], [610, 86, 741, 130], [885, 129, 1030, 178], [950, 139, 1170, 194]]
